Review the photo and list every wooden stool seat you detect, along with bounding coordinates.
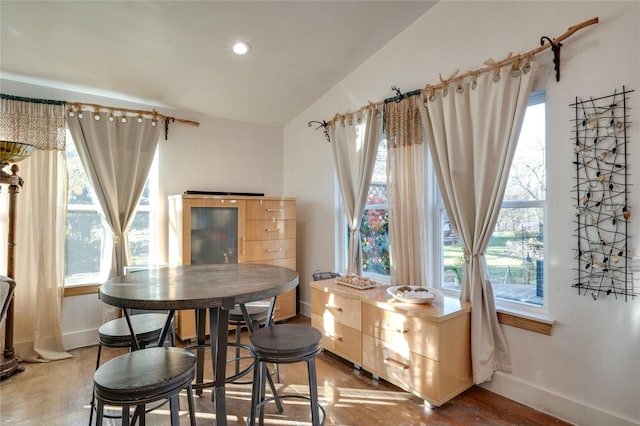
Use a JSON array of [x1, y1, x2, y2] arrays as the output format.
[[98, 313, 167, 347], [250, 323, 322, 361], [229, 305, 268, 324], [93, 347, 196, 425], [248, 324, 325, 426]]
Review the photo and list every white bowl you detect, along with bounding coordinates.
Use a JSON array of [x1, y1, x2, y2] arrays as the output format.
[[387, 285, 435, 304]]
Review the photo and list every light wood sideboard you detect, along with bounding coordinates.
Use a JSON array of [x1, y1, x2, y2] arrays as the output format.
[[310, 279, 472, 407], [169, 194, 297, 340]]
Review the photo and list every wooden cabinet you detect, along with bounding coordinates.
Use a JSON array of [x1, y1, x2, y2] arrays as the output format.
[[310, 279, 472, 407], [169, 194, 297, 340]]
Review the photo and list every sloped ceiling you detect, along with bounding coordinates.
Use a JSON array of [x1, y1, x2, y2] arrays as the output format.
[[1, 1, 437, 126]]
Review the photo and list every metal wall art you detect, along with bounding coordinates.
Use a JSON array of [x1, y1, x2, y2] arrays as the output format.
[[571, 86, 635, 300]]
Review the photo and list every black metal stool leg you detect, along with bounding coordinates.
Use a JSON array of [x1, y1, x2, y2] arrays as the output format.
[[308, 358, 321, 426], [186, 384, 196, 426]]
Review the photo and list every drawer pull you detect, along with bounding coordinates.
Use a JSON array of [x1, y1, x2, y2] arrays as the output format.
[[266, 228, 281, 233], [384, 324, 408, 334], [326, 334, 343, 342], [266, 208, 283, 212], [384, 358, 410, 371], [266, 248, 283, 253], [324, 304, 343, 312]]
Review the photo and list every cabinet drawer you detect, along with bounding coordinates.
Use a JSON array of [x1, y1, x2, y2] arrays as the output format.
[[312, 313, 362, 365], [311, 287, 361, 330], [243, 239, 296, 261], [362, 334, 439, 404], [246, 200, 296, 221], [245, 220, 296, 241], [362, 303, 440, 361], [273, 288, 296, 321], [250, 257, 296, 270]]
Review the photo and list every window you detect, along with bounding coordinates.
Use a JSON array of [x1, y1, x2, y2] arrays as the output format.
[[338, 137, 390, 279], [360, 138, 389, 276], [64, 132, 157, 285], [437, 92, 546, 307]]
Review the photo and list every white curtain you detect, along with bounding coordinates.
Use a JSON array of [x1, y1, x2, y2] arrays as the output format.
[[66, 112, 160, 283], [0, 96, 70, 362], [13, 150, 71, 361], [328, 106, 383, 275], [419, 61, 536, 383], [385, 96, 427, 285]]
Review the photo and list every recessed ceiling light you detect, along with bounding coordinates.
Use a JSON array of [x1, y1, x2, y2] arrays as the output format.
[[232, 42, 250, 55]]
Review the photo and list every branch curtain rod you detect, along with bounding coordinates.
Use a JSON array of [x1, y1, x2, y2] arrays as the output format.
[[311, 16, 599, 133], [1, 93, 200, 127], [65, 101, 199, 127]]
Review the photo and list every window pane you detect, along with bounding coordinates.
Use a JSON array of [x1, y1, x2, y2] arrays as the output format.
[[129, 211, 151, 266], [360, 205, 389, 275], [441, 207, 544, 305], [360, 138, 389, 276], [489, 207, 544, 305], [65, 210, 106, 276], [504, 102, 546, 202]]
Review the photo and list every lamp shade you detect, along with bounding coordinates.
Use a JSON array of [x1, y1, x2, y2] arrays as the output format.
[[0, 141, 36, 164]]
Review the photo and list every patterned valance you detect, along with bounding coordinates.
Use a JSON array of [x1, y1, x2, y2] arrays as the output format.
[[0, 94, 66, 151], [384, 95, 423, 148]]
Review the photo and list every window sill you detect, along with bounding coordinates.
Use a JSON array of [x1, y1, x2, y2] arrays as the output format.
[[64, 284, 100, 297], [497, 309, 554, 335]]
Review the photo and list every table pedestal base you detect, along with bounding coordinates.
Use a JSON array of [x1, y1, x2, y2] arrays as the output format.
[[1, 354, 25, 381]]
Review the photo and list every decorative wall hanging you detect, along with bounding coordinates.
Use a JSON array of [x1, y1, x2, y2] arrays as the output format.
[[571, 86, 635, 300]]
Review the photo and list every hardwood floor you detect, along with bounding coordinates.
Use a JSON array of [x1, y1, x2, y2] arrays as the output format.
[[0, 315, 571, 425]]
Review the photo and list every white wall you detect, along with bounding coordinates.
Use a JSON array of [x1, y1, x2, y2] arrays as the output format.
[[0, 78, 283, 350], [283, 2, 640, 425]]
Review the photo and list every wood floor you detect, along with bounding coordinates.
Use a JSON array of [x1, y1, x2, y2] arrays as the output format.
[[0, 315, 571, 425]]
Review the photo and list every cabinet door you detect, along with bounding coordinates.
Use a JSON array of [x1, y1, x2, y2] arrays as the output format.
[[182, 198, 246, 265]]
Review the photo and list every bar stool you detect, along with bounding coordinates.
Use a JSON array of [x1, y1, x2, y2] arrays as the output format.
[[248, 324, 325, 426], [89, 312, 172, 425], [227, 304, 268, 384], [93, 346, 197, 426]]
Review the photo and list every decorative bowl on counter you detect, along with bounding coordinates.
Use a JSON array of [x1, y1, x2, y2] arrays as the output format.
[[387, 285, 436, 304]]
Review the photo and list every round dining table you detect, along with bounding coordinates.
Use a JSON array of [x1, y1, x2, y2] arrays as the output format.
[[99, 263, 299, 426]]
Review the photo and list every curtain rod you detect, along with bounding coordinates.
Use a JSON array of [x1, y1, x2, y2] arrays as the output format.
[[311, 16, 599, 135], [1, 93, 66, 106], [66, 101, 199, 127]]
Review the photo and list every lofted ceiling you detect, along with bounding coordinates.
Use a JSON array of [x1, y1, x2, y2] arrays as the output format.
[[0, 1, 437, 127]]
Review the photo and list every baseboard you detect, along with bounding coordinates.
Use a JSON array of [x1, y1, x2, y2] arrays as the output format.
[[299, 301, 311, 318], [62, 328, 97, 351], [481, 372, 639, 426]]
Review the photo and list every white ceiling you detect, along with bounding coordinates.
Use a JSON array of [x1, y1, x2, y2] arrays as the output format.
[[0, 1, 436, 127]]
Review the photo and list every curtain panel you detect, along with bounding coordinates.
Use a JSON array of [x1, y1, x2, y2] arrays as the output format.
[[419, 61, 537, 383], [66, 111, 160, 286], [0, 96, 66, 151], [0, 97, 70, 362], [328, 106, 383, 275], [385, 96, 427, 285]]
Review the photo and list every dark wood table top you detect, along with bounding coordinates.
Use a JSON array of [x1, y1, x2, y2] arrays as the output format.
[[99, 263, 299, 311]]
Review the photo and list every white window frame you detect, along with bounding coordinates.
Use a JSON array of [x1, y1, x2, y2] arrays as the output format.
[[431, 91, 548, 316], [64, 136, 158, 287], [336, 136, 390, 284]]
